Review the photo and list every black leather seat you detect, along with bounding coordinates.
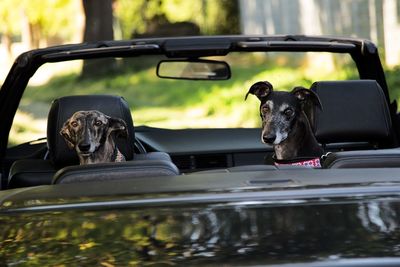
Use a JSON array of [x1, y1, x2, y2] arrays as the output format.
[[312, 80, 393, 146], [322, 148, 400, 168], [311, 80, 399, 168], [53, 156, 179, 184], [48, 95, 136, 168], [8, 95, 179, 188]]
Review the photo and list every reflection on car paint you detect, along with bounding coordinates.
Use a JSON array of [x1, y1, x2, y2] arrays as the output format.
[[2, 198, 400, 265]]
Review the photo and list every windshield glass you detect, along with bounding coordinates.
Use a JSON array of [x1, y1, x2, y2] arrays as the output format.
[[9, 51, 357, 147]]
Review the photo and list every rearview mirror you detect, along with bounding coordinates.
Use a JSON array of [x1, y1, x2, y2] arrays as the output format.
[[157, 59, 231, 80]]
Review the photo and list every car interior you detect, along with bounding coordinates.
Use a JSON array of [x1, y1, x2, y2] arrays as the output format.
[[5, 78, 400, 189], [2, 36, 400, 190]]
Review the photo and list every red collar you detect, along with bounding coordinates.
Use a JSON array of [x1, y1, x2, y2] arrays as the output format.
[[273, 155, 322, 168]]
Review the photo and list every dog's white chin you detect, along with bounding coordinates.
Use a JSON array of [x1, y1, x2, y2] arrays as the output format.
[[76, 148, 94, 157], [273, 132, 287, 145]]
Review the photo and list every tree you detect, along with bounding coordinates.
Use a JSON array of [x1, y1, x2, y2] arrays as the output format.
[[82, 0, 114, 42], [0, 0, 21, 59], [0, 0, 80, 60], [114, 0, 240, 38], [81, 0, 116, 77], [23, 0, 79, 48]]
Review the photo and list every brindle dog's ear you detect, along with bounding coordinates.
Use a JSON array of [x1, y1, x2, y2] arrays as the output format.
[[60, 119, 75, 149], [245, 81, 273, 101], [291, 86, 322, 110], [108, 117, 128, 138]]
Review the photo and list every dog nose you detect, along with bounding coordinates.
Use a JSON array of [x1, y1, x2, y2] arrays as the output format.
[[263, 134, 276, 144], [78, 143, 91, 152]]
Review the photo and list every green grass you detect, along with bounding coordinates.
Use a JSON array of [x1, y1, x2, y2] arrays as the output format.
[[10, 56, 359, 147], [385, 66, 400, 104]]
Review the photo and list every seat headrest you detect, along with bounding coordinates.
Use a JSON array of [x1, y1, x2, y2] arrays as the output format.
[[47, 95, 135, 167], [311, 80, 392, 144]]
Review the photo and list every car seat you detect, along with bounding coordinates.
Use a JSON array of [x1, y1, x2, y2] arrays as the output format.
[[311, 80, 400, 168], [8, 95, 179, 188]]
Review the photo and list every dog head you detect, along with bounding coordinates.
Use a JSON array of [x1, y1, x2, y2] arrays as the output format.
[[60, 110, 128, 156], [246, 81, 322, 145]]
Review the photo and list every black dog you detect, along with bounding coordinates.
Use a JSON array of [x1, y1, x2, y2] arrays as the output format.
[[246, 81, 323, 167]]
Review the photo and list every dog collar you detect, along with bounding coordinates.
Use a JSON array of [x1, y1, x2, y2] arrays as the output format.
[[273, 154, 322, 168]]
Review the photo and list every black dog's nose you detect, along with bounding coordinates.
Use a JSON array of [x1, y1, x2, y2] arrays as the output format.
[[263, 134, 276, 144], [78, 143, 91, 152]]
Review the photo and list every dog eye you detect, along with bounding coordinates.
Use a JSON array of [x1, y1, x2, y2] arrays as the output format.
[[94, 120, 103, 126], [70, 121, 78, 127], [284, 108, 294, 117]]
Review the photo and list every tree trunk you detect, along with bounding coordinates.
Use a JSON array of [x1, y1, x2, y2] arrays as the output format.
[[81, 0, 116, 78], [29, 23, 42, 49], [1, 33, 13, 61]]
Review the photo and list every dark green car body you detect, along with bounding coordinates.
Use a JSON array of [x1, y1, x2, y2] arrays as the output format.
[[2, 169, 400, 266]]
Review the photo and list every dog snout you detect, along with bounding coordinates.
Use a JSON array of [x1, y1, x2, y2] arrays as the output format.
[[262, 133, 276, 144], [78, 143, 91, 153]]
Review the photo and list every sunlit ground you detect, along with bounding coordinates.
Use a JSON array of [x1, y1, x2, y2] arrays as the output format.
[[9, 112, 47, 145]]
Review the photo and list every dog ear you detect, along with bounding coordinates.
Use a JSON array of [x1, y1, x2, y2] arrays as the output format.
[[108, 117, 128, 138], [292, 87, 322, 131], [291, 86, 322, 110], [60, 120, 75, 149], [245, 81, 273, 101]]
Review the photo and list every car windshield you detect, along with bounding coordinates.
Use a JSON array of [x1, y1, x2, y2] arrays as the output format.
[[9, 51, 357, 147]]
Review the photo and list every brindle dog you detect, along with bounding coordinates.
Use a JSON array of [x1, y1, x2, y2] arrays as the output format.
[[60, 110, 127, 165]]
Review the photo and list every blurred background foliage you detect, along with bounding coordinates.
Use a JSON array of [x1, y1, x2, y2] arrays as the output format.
[[0, 0, 81, 51], [0, 0, 239, 55], [0, 0, 240, 77], [115, 0, 239, 38]]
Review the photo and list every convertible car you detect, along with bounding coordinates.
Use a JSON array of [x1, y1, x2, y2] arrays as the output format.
[[2, 35, 400, 266]]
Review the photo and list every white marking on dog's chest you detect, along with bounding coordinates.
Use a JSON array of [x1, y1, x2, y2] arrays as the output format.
[[115, 149, 126, 162], [275, 144, 284, 159]]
